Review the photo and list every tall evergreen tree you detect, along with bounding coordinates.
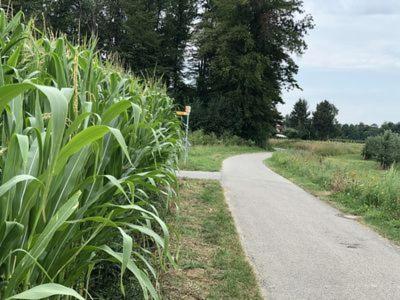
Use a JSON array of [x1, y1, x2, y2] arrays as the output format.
[[10, 0, 123, 49], [194, 0, 313, 146], [312, 100, 339, 140], [289, 98, 310, 139], [11, 0, 197, 102]]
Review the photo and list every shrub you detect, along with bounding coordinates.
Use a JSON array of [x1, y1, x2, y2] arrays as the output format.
[[362, 136, 382, 160], [283, 127, 300, 139], [363, 131, 400, 168], [189, 129, 254, 146], [0, 11, 182, 299]]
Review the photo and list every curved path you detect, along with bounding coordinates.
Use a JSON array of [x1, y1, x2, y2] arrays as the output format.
[[221, 152, 400, 299]]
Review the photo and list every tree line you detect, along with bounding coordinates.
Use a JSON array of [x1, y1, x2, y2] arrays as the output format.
[[285, 99, 398, 141], [9, 0, 313, 147]]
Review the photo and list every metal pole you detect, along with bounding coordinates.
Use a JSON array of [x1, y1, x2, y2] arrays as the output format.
[[184, 113, 190, 164]]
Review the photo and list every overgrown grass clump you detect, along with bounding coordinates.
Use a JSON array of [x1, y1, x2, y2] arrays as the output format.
[[0, 11, 182, 299], [270, 139, 362, 156], [268, 151, 400, 240]]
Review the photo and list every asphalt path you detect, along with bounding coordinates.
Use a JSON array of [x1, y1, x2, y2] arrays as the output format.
[[221, 152, 400, 299], [179, 152, 400, 299]]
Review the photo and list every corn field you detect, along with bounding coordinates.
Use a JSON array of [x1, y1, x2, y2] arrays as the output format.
[[0, 10, 182, 299]]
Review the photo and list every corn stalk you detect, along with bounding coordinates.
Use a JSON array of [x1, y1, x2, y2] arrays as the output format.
[[0, 10, 182, 300]]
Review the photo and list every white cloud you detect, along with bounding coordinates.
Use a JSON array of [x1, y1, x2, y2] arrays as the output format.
[[281, 1, 400, 124], [306, 0, 400, 15], [298, 1, 400, 70]]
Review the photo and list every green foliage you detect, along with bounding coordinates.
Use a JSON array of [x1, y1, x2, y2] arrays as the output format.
[[189, 130, 254, 147], [14, 1, 316, 147], [0, 10, 182, 299], [312, 100, 339, 140], [363, 131, 400, 168], [193, 0, 314, 147], [283, 128, 300, 139], [340, 123, 381, 141], [288, 99, 311, 139], [11, 0, 197, 103]]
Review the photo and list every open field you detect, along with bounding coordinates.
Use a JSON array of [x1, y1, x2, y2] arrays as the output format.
[[180, 145, 262, 171], [266, 141, 400, 243], [161, 180, 262, 299], [270, 138, 363, 156]]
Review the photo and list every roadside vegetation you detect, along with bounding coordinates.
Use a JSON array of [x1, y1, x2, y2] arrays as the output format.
[[0, 11, 181, 299], [363, 130, 400, 168], [267, 139, 400, 243], [180, 130, 262, 171], [270, 139, 362, 156], [161, 180, 262, 299]]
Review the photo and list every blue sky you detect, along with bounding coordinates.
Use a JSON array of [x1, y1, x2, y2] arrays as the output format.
[[281, 0, 400, 124]]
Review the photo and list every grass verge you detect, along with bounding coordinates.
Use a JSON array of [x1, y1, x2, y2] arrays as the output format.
[[161, 179, 262, 299], [180, 145, 262, 171], [266, 150, 400, 243]]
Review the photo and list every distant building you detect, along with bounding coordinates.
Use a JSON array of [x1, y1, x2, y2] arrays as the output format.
[[276, 124, 285, 134]]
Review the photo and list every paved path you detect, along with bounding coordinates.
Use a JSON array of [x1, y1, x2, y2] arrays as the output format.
[[221, 152, 400, 300]]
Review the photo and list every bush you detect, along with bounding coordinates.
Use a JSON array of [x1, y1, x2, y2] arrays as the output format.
[[189, 129, 255, 146], [363, 131, 400, 168], [362, 136, 382, 160], [283, 127, 300, 139]]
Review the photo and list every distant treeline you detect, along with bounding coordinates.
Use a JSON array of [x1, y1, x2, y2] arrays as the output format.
[[283, 99, 398, 141]]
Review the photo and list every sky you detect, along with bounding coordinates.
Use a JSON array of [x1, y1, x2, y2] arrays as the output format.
[[280, 0, 400, 125]]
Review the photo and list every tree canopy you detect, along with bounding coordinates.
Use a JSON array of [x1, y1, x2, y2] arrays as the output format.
[[312, 100, 339, 140], [10, 0, 314, 146], [193, 0, 313, 146], [288, 99, 310, 139]]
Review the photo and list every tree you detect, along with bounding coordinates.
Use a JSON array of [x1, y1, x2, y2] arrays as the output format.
[[194, 0, 313, 147], [11, 0, 197, 103], [11, 0, 123, 48], [312, 100, 338, 140], [289, 98, 310, 139]]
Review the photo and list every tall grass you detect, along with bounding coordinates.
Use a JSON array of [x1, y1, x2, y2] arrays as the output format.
[[0, 10, 182, 299], [269, 139, 362, 156], [269, 151, 400, 219]]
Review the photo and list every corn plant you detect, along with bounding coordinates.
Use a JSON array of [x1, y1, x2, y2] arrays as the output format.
[[0, 10, 182, 299]]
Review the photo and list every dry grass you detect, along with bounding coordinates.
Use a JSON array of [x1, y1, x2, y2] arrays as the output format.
[[270, 139, 362, 156]]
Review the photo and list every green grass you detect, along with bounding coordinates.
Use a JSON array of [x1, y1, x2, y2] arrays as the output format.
[[180, 145, 262, 171], [266, 150, 400, 243], [161, 180, 262, 299]]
